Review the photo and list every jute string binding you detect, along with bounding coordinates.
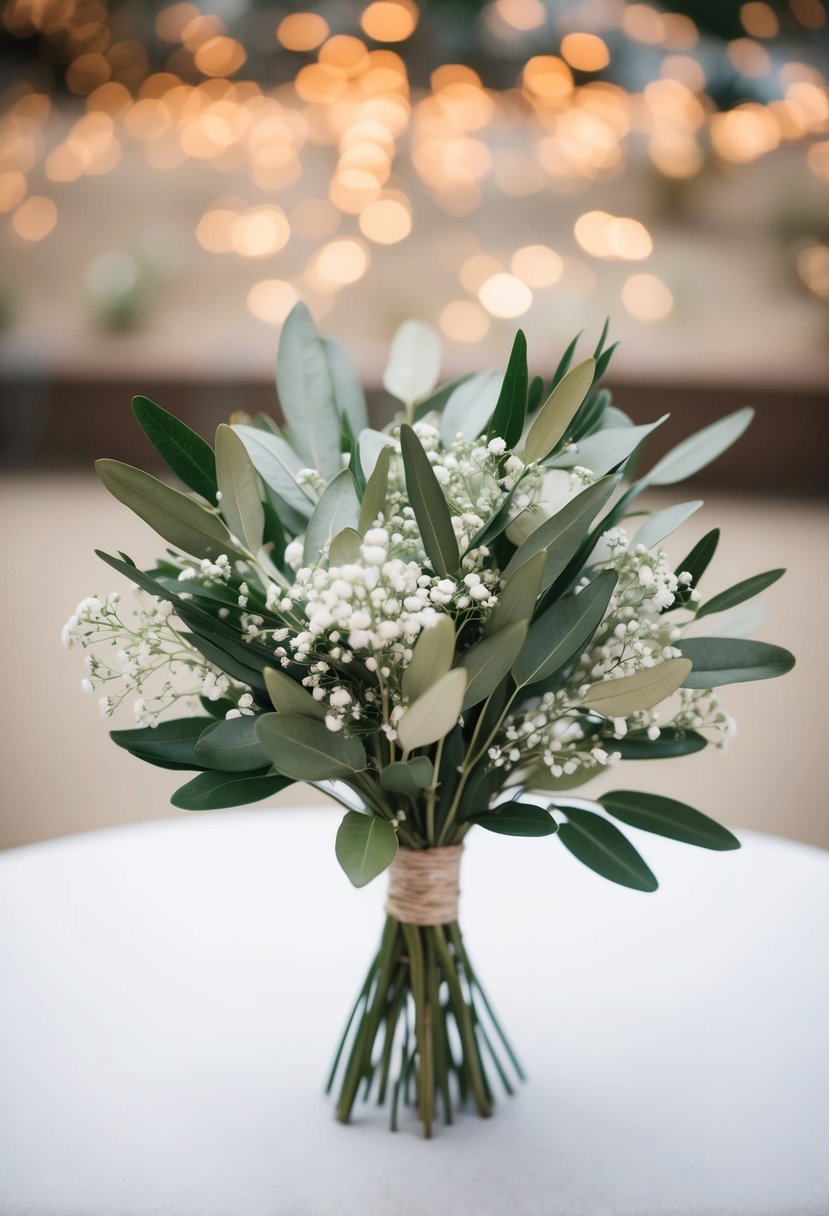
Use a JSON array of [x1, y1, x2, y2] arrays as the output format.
[[385, 845, 463, 926]]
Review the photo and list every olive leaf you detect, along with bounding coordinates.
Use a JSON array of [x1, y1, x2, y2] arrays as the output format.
[[132, 395, 217, 503], [633, 501, 703, 552], [402, 614, 455, 702], [256, 713, 367, 779], [484, 551, 545, 636], [677, 638, 795, 686], [383, 320, 441, 406], [303, 468, 360, 566], [397, 668, 466, 752], [487, 330, 528, 449], [399, 423, 460, 577], [264, 666, 326, 719], [558, 808, 658, 892], [600, 791, 740, 850], [512, 570, 617, 688], [194, 715, 270, 773], [171, 770, 292, 810], [580, 657, 692, 717], [524, 357, 595, 464], [276, 301, 341, 480], [460, 621, 527, 709], [696, 569, 784, 619], [501, 476, 617, 591], [215, 424, 265, 555], [641, 407, 754, 487], [440, 370, 501, 445]]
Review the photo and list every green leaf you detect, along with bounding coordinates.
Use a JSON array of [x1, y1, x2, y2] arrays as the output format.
[[402, 614, 455, 702], [358, 444, 390, 533], [276, 301, 341, 480], [383, 320, 441, 406], [521, 766, 596, 793], [322, 336, 368, 437], [527, 374, 545, 415], [487, 330, 528, 448], [549, 331, 582, 392], [399, 424, 460, 577], [642, 407, 754, 487], [194, 715, 270, 772], [633, 500, 703, 551], [110, 717, 209, 770], [600, 791, 740, 851], [232, 425, 314, 523], [612, 728, 707, 759], [512, 570, 617, 688], [558, 808, 658, 892], [380, 757, 434, 798], [329, 527, 362, 566], [475, 803, 558, 836], [670, 528, 720, 610], [256, 713, 367, 779], [215, 424, 265, 554], [524, 357, 595, 464], [501, 476, 617, 591], [440, 370, 501, 445], [463, 476, 529, 554], [484, 551, 545, 636], [678, 637, 795, 687], [460, 620, 527, 709], [697, 569, 785, 619], [303, 468, 360, 566], [180, 631, 268, 693], [546, 416, 668, 477], [335, 811, 398, 888], [397, 668, 466, 752], [95, 459, 245, 561], [171, 769, 292, 810], [580, 658, 692, 717], [264, 666, 326, 719], [132, 395, 217, 503]]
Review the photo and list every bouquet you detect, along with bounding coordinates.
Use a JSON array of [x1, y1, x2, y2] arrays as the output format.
[[63, 304, 794, 1136]]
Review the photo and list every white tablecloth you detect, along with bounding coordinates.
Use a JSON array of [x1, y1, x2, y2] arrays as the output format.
[[1, 807, 827, 1216]]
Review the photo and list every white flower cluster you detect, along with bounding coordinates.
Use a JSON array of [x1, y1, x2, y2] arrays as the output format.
[[492, 526, 734, 783], [61, 591, 252, 726]]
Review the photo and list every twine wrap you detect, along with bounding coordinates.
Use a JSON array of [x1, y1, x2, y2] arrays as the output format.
[[385, 845, 463, 926]]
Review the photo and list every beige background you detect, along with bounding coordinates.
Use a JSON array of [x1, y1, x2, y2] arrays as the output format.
[[2, 472, 826, 852]]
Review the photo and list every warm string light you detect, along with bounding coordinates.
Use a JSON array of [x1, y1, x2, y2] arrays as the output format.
[[1, 1, 828, 333]]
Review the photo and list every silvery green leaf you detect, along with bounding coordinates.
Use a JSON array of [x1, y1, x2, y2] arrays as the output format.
[[275, 302, 341, 480], [413, 372, 474, 421], [358, 428, 394, 478], [397, 668, 466, 752], [603, 405, 634, 428], [215, 424, 265, 555], [632, 500, 703, 551], [256, 713, 367, 779], [685, 599, 768, 639], [329, 527, 362, 566], [383, 320, 442, 406], [580, 657, 692, 717], [460, 621, 527, 709], [484, 550, 545, 636], [335, 811, 398, 888], [358, 445, 390, 533], [402, 614, 455, 701], [523, 358, 595, 464], [233, 425, 314, 521], [641, 408, 754, 487], [512, 570, 617, 687], [264, 667, 326, 719], [303, 468, 360, 565], [440, 370, 501, 445], [546, 416, 668, 476], [677, 637, 794, 686], [502, 476, 617, 592], [95, 459, 245, 561], [322, 337, 368, 436]]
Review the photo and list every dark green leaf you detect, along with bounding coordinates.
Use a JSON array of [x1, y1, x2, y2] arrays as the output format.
[[513, 570, 617, 688], [487, 329, 527, 449], [669, 528, 720, 610], [476, 803, 558, 837], [263, 666, 326, 719], [558, 808, 658, 891], [380, 757, 434, 798], [180, 631, 268, 692], [678, 637, 795, 687], [484, 550, 545, 636], [600, 790, 740, 851], [171, 769, 292, 810], [460, 620, 527, 709], [256, 713, 367, 779], [697, 569, 785, 619], [610, 728, 707, 759], [194, 715, 270, 772], [335, 811, 398, 888], [527, 374, 545, 415], [549, 331, 581, 391], [399, 423, 459, 577], [110, 717, 209, 770], [132, 395, 217, 503], [502, 476, 616, 591]]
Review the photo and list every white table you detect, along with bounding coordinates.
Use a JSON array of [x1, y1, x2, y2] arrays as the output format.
[[1, 808, 827, 1216]]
